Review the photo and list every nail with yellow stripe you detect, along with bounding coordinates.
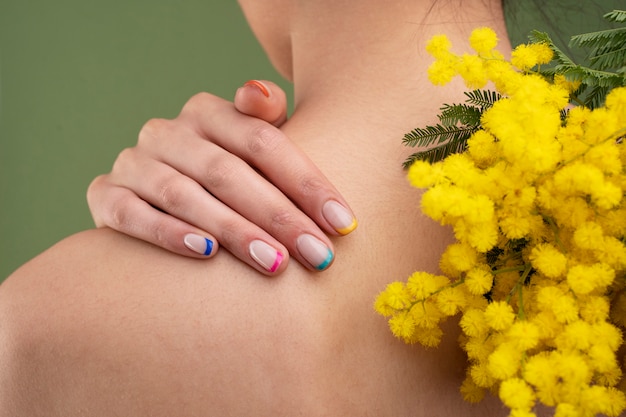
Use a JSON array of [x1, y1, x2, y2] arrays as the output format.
[[322, 200, 358, 235]]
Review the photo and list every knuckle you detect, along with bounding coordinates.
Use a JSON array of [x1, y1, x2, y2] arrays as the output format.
[[156, 176, 185, 213], [202, 154, 239, 190], [297, 174, 325, 197], [137, 118, 172, 146], [181, 92, 217, 116], [244, 122, 283, 155], [111, 147, 136, 173], [107, 197, 133, 231], [150, 219, 170, 249], [267, 208, 298, 234]]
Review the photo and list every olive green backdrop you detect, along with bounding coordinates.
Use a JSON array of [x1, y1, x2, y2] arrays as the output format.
[[0, 0, 292, 279], [1, 0, 621, 281]]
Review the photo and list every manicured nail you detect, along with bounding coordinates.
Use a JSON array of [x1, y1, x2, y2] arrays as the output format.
[[244, 80, 270, 97], [322, 200, 357, 235], [296, 234, 334, 271], [184, 233, 214, 256], [249, 240, 284, 272]]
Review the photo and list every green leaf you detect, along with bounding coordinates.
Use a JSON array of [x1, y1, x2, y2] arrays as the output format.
[[439, 104, 482, 127], [403, 133, 474, 167], [402, 124, 477, 149], [464, 89, 501, 109]]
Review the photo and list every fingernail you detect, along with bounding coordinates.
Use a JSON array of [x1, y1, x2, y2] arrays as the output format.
[[249, 240, 284, 272], [244, 80, 270, 98], [296, 234, 334, 271], [184, 233, 214, 256], [322, 200, 357, 235]]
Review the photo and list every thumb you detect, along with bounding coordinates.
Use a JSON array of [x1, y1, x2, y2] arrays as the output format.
[[234, 80, 288, 127]]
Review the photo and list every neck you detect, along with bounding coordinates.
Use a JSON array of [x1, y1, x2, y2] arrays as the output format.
[[287, 0, 511, 150]]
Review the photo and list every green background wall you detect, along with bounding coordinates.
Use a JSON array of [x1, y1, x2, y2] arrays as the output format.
[[1, 0, 621, 281], [0, 0, 292, 279]]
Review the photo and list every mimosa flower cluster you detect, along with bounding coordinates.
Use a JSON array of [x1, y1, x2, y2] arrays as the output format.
[[375, 27, 626, 417]]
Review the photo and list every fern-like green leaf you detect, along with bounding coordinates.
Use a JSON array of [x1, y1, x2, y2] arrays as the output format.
[[464, 89, 501, 109], [403, 133, 473, 168], [439, 104, 482, 127], [570, 28, 626, 70], [402, 124, 476, 149], [604, 10, 626, 23]]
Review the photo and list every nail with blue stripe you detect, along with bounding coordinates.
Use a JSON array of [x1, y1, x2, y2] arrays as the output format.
[[184, 233, 215, 256], [297, 234, 334, 271]]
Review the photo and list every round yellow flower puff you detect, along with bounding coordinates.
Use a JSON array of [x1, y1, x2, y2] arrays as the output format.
[[484, 300, 516, 331], [457, 219, 499, 252], [598, 208, 626, 238], [460, 308, 490, 338], [550, 197, 595, 230], [555, 320, 593, 351], [605, 86, 626, 117], [407, 159, 442, 188], [487, 342, 522, 380], [529, 243, 567, 279], [583, 141, 622, 176], [567, 263, 615, 295], [594, 236, 626, 270], [460, 375, 486, 403], [465, 265, 493, 295], [498, 208, 533, 240], [524, 353, 560, 405], [388, 310, 416, 342], [427, 58, 457, 86], [457, 53, 488, 89], [591, 321, 623, 352], [440, 153, 483, 188], [406, 271, 449, 300], [434, 285, 467, 316], [530, 311, 563, 342], [469, 27, 498, 55], [506, 320, 540, 351], [499, 377, 536, 410], [464, 335, 495, 361], [553, 74, 581, 94], [553, 403, 579, 417], [578, 295, 610, 323], [511, 43, 553, 71], [409, 301, 443, 329], [584, 107, 622, 145], [484, 59, 521, 95], [412, 326, 444, 347], [469, 362, 497, 388], [588, 343, 619, 374], [374, 281, 411, 316], [439, 242, 478, 274], [537, 286, 579, 324], [466, 130, 499, 167], [596, 365, 623, 387], [425, 34, 452, 59], [579, 386, 626, 417], [555, 161, 606, 196], [530, 42, 554, 65], [572, 221, 605, 251], [590, 180, 623, 210]]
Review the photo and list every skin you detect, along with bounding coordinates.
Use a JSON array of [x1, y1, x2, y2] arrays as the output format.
[[0, 0, 517, 415]]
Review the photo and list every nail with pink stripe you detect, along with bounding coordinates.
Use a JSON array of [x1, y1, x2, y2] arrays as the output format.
[[249, 240, 284, 273]]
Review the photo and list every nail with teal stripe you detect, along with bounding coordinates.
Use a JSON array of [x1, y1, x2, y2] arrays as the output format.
[[296, 234, 334, 271], [184, 233, 214, 256]]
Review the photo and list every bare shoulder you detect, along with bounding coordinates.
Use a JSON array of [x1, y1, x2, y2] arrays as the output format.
[[0, 228, 505, 416]]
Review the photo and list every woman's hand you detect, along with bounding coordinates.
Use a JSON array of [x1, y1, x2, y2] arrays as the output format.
[[87, 80, 357, 275]]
